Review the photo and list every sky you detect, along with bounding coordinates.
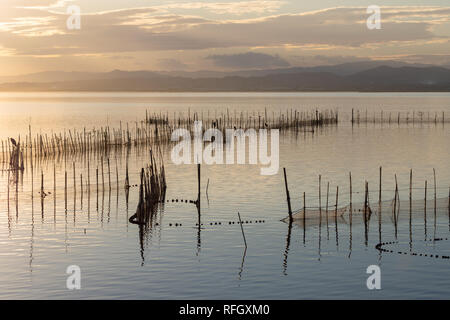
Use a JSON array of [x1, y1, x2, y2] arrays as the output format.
[[0, 0, 449, 76]]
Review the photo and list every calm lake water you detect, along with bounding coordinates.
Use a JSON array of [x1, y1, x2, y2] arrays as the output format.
[[0, 92, 449, 299]]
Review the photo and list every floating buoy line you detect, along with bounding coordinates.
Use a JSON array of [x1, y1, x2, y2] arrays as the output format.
[[167, 198, 197, 204], [160, 219, 266, 228], [376, 238, 450, 260]]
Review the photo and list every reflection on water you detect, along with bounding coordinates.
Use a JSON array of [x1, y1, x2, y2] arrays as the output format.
[[0, 92, 449, 299]]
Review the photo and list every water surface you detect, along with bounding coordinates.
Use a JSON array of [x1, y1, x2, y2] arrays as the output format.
[[0, 92, 449, 299]]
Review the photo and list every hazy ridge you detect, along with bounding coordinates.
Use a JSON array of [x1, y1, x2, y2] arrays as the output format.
[[1, 61, 450, 92]]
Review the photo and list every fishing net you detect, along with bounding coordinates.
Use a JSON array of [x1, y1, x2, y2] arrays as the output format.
[[282, 197, 450, 226]]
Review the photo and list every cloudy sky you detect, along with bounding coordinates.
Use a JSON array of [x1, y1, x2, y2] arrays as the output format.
[[0, 0, 449, 76]]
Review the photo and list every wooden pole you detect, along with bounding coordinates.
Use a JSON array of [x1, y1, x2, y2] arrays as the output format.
[[101, 157, 104, 192], [303, 192, 306, 224], [409, 168, 413, 206], [335, 186, 339, 216], [96, 167, 99, 210], [73, 162, 76, 205], [39, 170, 44, 216], [283, 168, 292, 218], [64, 171, 67, 212], [319, 175, 322, 212], [54, 163, 56, 213], [303, 191, 306, 244], [107, 158, 111, 190], [379, 166, 382, 204], [433, 168, 437, 215], [237, 212, 247, 248], [364, 181, 369, 244], [349, 171, 352, 206], [347, 172, 352, 226], [364, 181, 368, 221], [197, 163, 201, 205], [87, 160, 90, 196], [125, 160, 129, 189], [394, 174, 398, 236], [7, 169, 10, 212], [424, 180, 428, 238]]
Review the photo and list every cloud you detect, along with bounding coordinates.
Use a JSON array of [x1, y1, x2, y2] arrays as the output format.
[[207, 52, 290, 69], [0, 6, 445, 56], [378, 54, 450, 66], [0, 5, 449, 70], [17, 0, 76, 10], [0, 16, 58, 33], [158, 1, 286, 15], [290, 55, 369, 66], [0, 45, 15, 56]]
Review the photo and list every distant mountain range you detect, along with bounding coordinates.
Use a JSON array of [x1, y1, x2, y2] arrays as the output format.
[[1, 61, 450, 92]]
